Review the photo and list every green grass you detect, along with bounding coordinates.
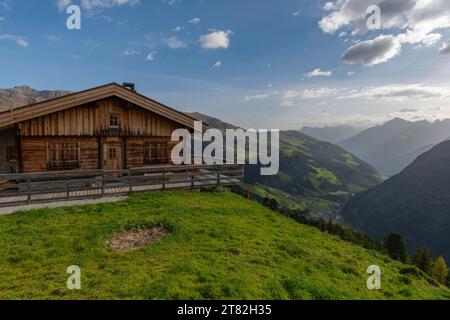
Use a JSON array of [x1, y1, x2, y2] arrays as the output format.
[[309, 167, 342, 188], [0, 190, 449, 300]]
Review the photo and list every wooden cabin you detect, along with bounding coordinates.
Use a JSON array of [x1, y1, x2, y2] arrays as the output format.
[[0, 83, 205, 174]]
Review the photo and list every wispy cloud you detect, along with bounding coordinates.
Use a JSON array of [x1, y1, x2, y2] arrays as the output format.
[[304, 68, 332, 78], [57, 0, 72, 12], [189, 17, 201, 25], [165, 36, 186, 49], [439, 40, 450, 55], [145, 51, 157, 61], [123, 48, 141, 56], [0, 34, 29, 47], [243, 93, 270, 102], [343, 84, 450, 101], [281, 88, 336, 106], [56, 0, 139, 12], [212, 61, 222, 68]]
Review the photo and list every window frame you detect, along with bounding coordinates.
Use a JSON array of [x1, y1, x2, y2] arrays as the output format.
[[108, 147, 117, 160], [143, 141, 169, 165], [46, 142, 81, 170], [109, 113, 120, 128], [6, 146, 17, 162]]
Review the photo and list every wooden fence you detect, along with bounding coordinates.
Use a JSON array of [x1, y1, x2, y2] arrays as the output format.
[[0, 164, 244, 207]]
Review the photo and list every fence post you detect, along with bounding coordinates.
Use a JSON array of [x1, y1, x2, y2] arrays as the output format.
[[127, 169, 132, 195], [27, 177, 31, 205], [101, 171, 105, 197], [217, 171, 221, 186], [191, 170, 195, 189], [65, 177, 70, 199], [162, 168, 166, 190]]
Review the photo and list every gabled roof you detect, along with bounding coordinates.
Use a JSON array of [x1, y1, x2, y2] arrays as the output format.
[[0, 83, 206, 131]]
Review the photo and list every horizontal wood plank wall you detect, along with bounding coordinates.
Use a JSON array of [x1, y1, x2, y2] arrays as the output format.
[[18, 97, 182, 137], [21, 137, 99, 173]]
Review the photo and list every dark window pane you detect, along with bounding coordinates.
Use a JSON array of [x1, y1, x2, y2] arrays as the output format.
[[144, 142, 168, 164], [47, 142, 80, 170]]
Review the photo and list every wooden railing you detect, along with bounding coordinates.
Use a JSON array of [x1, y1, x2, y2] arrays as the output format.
[[0, 164, 244, 207]]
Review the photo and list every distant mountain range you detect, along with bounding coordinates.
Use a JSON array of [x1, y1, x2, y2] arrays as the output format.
[[190, 112, 383, 214], [341, 140, 450, 260], [0, 86, 71, 112], [337, 118, 450, 176], [300, 125, 365, 144]]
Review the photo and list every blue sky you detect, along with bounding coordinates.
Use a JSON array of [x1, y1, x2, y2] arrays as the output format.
[[1, 0, 450, 129]]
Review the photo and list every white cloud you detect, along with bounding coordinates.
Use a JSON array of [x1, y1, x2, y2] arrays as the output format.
[[243, 94, 270, 102], [304, 68, 333, 78], [165, 36, 186, 49], [58, 0, 138, 11], [343, 84, 450, 101], [292, 11, 301, 17], [212, 61, 222, 68], [320, 0, 450, 65], [164, 0, 180, 6], [69, 53, 82, 59], [123, 48, 141, 56], [439, 40, 450, 54], [57, 0, 72, 11], [281, 88, 336, 106], [323, 1, 342, 11], [341, 35, 402, 66], [0, 34, 29, 47], [199, 30, 232, 49], [173, 26, 182, 32], [189, 17, 201, 25], [145, 51, 157, 61]]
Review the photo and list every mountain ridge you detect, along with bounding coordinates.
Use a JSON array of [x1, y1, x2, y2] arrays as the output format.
[[189, 112, 384, 214], [300, 125, 365, 143], [338, 118, 450, 176], [0, 86, 71, 112]]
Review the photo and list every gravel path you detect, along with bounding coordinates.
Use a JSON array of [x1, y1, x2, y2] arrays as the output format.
[[0, 196, 129, 216]]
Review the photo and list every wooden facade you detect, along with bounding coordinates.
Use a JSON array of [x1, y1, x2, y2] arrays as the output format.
[[0, 83, 202, 174]]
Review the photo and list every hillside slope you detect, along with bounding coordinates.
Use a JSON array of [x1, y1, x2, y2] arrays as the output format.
[[0, 190, 448, 300], [190, 113, 384, 212], [341, 140, 450, 260]]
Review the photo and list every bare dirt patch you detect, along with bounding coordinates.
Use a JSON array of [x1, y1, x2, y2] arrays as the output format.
[[107, 227, 169, 252]]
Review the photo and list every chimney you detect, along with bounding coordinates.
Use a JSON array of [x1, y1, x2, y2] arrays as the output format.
[[122, 82, 136, 92]]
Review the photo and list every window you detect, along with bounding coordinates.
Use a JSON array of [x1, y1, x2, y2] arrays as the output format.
[[144, 142, 168, 164], [6, 147, 16, 162], [109, 147, 117, 159], [109, 113, 119, 128], [47, 142, 81, 169]]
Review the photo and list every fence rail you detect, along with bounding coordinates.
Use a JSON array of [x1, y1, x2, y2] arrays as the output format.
[[0, 164, 244, 207]]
